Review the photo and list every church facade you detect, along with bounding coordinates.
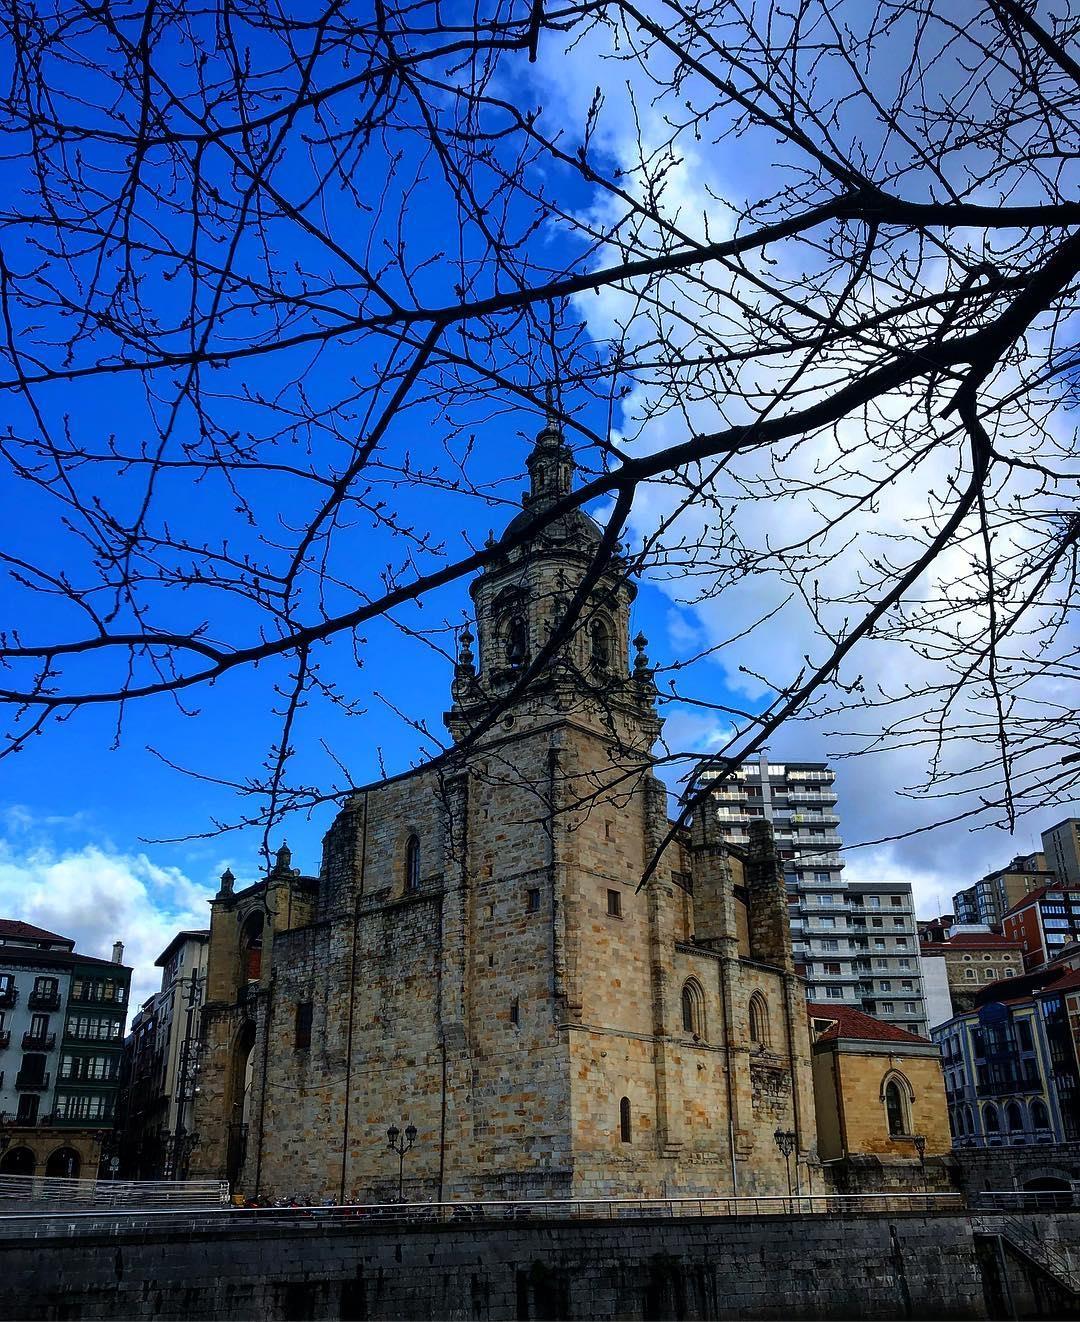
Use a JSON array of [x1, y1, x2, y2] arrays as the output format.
[[190, 414, 819, 1203]]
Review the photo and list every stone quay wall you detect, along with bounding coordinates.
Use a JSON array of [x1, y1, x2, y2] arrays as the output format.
[[3, 1209, 1080, 1320]]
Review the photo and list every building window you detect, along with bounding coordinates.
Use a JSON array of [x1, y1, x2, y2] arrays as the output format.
[[607, 889, 622, 918], [826, 986, 843, 999], [405, 835, 421, 892], [619, 1096, 632, 1143], [891, 896, 903, 907], [503, 613, 528, 669], [510, 998, 520, 1026], [965, 969, 976, 980], [984, 1104, 1001, 1134], [526, 888, 541, 913], [1032, 1099, 1050, 1130], [1005, 1102, 1023, 1133], [590, 617, 613, 671], [294, 1002, 313, 1050], [1018, 1020, 1034, 1052], [749, 992, 770, 1046], [681, 980, 705, 1039], [16, 1095, 38, 1125], [983, 968, 995, 981], [884, 1077, 910, 1137]]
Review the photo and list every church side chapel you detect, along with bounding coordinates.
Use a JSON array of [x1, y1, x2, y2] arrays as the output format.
[[190, 411, 818, 1202]]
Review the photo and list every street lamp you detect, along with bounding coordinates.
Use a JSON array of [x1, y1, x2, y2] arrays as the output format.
[[774, 1128, 797, 1196], [912, 1134, 927, 1194], [386, 1123, 418, 1202]]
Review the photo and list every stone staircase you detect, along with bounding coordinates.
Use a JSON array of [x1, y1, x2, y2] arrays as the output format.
[[975, 1215, 1080, 1315]]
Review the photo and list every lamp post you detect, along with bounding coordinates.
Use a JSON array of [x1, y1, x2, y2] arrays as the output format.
[[912, 1134, 927, 1195], [386, 1123, 417, 1202], [773, 1128, 797, 1197]]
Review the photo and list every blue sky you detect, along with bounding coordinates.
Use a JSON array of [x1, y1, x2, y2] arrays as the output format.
[[0, 1, 1074, 1010]]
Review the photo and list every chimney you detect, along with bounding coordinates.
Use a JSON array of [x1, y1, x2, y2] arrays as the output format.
[[111, 941, 124, 965]]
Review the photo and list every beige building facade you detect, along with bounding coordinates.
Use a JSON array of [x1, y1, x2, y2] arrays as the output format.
[[190, 414, 818, 1203], [808, 1004, 951, 1190]]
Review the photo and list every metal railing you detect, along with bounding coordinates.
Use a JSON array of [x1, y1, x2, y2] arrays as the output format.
[[21, 1031, 56, 1051], [0, 1189, 1075, 1235], [0, 1174, 229, 1210], [14, 1070, 49, 1090]]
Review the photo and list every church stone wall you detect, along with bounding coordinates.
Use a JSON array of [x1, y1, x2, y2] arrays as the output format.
[[191, 412, 820, 1205]]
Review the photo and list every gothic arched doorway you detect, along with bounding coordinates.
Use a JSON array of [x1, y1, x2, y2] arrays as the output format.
[[226, 1020, 257, 1187], [45, 1147, 81, 1179], [0, 1146, 35, 1176]]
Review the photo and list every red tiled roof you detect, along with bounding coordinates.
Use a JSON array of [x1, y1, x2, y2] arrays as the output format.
[[1034, 967, 1080, 996], [919, 933, 1023, 952], [0, 918, 71, 945], [806, 1003, 933, 1046]]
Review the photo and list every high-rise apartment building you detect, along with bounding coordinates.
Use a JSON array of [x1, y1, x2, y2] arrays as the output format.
[[952, 853, 1053, 928], [702, 755, 928, 1036], [1042, 818, 1080, 889]]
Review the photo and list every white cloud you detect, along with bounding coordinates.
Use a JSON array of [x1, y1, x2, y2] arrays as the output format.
[[527, 24, 1079, 910], [0, 827, 218, 1012]]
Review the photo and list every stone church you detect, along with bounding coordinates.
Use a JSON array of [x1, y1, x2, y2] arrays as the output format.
[[190, 412, 818, 1203]]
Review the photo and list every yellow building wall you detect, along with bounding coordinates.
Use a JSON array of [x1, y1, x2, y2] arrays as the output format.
[[813, 1045, 950, 1161]]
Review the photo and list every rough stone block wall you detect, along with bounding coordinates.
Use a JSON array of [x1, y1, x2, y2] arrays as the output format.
[[5, 1210, 1078, 1320]]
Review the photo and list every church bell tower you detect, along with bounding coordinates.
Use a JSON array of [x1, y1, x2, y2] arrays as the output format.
[[445, 408, 661, 752]]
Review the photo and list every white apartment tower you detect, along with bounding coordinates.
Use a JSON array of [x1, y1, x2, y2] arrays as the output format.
[[703, 753, 928, 1036]]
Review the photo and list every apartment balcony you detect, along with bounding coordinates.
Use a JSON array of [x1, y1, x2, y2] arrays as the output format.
[[976, 1074, 1042, 1097], [0, 987, 16, 1010], [21, 1030, 56, 1051], [787, 811, 840, 826], [796, 853, 845, 870], [28, 989, 61, 1011], [792, 833, 843, 848], [15, 1070, 50, 1090], [787, 789, 838, 804]]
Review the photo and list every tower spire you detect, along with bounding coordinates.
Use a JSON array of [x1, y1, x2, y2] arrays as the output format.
[[525, 390, 574, 505]]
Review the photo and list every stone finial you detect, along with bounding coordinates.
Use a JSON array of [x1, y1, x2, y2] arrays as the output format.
[[633, 631, 650, 674], [217, 866, 235, 898], [457, 621, 475, 674], [271, 842, 292, 876]]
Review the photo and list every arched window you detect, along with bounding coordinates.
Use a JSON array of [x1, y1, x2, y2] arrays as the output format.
[[984, 1104, 1001, 1134], [749, 992, 770, 1048], [885, 1078, 909, 1137], [965, 1105, 975, 1135], [590, 617, 613, 672], [1032, 1099, 1050, 1130], [405, 834, 420, 892], [619, 1096, 632, 1143], [503, 614, 528, 669], [1006, 1102, 1024, 1133], [240, 911, 263, 983], [964, 968, 976, 980], [681, 979, 705, 1039]]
